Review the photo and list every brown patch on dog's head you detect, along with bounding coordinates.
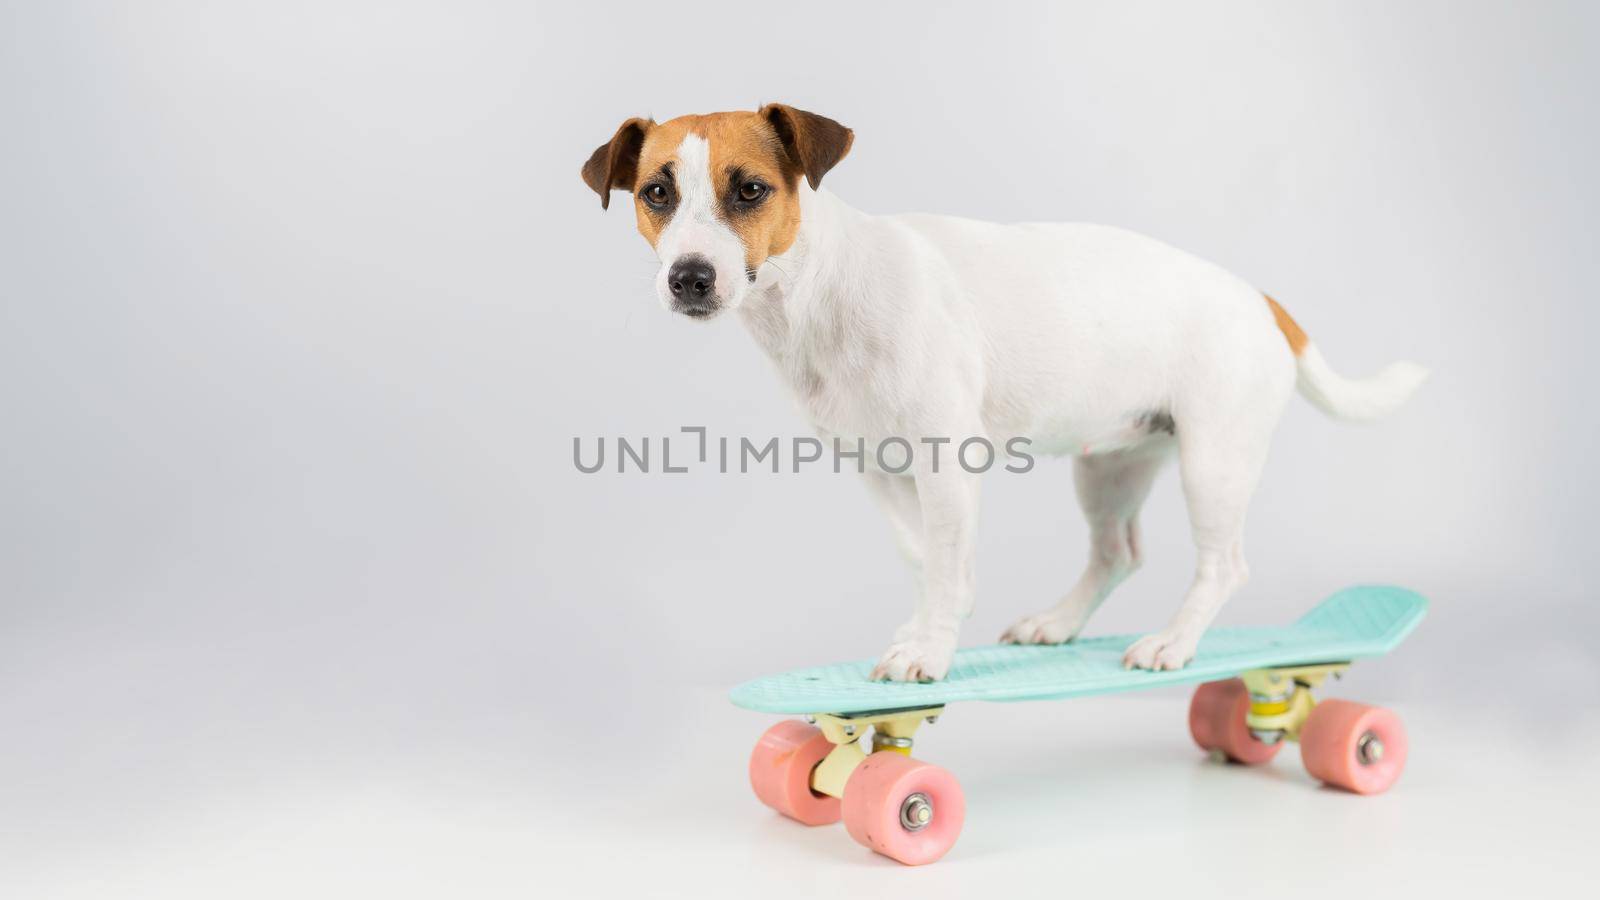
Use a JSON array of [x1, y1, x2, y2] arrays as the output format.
[[759, 104, 854, 191], [583, 106, 852, 314], [581, 118, 652, 210]]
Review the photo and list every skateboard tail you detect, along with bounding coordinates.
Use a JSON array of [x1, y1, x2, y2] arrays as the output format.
[[1293, 584, 1428, 654]]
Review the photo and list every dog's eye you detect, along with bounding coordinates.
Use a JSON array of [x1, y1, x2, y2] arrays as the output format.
[[642, 183, 670, 208], [737, 182, 767, 203]]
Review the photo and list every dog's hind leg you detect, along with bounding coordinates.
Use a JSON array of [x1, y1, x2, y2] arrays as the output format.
[[1001, 441, 1172, 645], [1122, 388, 1288, 670]]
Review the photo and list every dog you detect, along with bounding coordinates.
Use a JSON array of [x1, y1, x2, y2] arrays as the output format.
[[582, 105, 1426, 682]]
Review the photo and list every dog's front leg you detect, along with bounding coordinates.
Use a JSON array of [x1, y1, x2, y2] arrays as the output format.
[[863, 471, 924, 569], [869, 465, 979, 682]]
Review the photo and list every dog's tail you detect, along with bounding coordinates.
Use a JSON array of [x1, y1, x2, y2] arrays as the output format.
[[1265, 295, 1429, 422]]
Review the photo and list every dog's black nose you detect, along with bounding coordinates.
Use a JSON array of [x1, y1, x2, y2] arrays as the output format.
[[668, 256, 716, 301]]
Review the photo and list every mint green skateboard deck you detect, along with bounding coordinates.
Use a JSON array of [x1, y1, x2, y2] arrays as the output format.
[[731, 585, 1425, 715], [736, 585, 1425, 865]]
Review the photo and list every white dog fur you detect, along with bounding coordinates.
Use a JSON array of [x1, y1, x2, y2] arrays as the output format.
[[585, 108, 1427, 682]]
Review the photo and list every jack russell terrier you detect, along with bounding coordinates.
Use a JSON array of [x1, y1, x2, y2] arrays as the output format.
[[582, 105, 1426, 682]]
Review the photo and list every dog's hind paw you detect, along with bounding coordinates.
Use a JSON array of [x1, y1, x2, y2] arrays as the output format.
[[1122, 629, 1198, 671], [869, 632, 956, 683], [999, 608, 1087, 645]]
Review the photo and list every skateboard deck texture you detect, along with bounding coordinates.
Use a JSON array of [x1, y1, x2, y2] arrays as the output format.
[[730, 585, 1426, 715]]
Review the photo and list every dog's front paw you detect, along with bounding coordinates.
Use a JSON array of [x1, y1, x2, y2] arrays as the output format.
[[999, 608, 1086, 645], [869, 632, 957, 683], [1122, 629, 1199, 671]]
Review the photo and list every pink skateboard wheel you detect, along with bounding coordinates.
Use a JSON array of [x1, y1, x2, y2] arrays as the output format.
[[1300, 699, 1408, 795], [1188, 678, 1284, 765], [841, 753, 964, 865], [748, 720, 841, 825]]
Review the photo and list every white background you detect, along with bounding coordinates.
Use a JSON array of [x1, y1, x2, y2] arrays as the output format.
[[2, 1, 1596, 896]]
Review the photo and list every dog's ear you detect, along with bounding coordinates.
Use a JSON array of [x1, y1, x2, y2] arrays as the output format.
[[581, 117, 652, 210], [760, 104, 853, 190]]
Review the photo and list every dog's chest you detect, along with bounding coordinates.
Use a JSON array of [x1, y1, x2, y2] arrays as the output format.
[[740, 294, 891, 438], [780, 335, 889, 439], [785, 352, 856, 430]]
